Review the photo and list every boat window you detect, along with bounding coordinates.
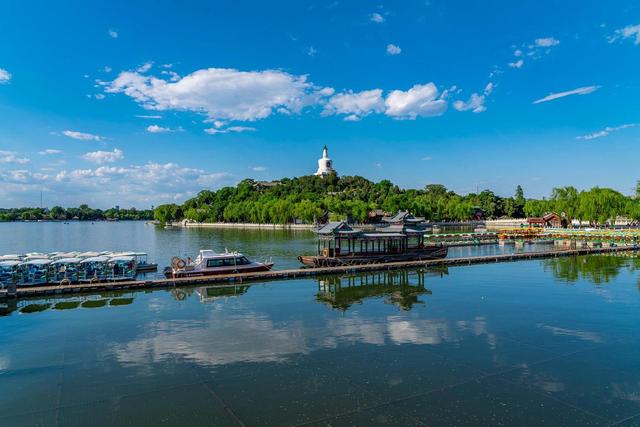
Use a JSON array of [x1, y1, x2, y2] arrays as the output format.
[[222, 258, 236, 266], [206, 259, 225, 268], [237, 257, 250, 265]]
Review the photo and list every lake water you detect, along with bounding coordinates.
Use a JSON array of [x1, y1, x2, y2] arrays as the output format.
[[0, 221, 545, 274], [2, 222, 640, 426]]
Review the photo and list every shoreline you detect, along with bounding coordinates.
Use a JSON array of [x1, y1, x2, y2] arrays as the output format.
[[171, 221, 315, 230]]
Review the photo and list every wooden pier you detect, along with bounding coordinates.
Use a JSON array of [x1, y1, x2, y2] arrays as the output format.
[[1, 245, 637, 300]]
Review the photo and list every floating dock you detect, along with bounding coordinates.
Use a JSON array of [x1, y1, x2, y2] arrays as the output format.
[[1, 245, 636, 301]]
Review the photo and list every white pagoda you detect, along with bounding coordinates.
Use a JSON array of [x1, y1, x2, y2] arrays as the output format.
[[315, 145, 337, 177]]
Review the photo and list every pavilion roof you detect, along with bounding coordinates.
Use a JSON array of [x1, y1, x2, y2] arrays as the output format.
[[382, 211, 426, 224]]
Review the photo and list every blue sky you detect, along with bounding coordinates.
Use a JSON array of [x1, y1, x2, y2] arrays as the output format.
[[0, 0, 639, 208]]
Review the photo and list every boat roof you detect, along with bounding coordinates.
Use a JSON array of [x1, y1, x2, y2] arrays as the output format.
[[198, 250, 244, 259], [20, 259, 52, 266], [362, 233, 406, 238], [52, 257, 83, 264], [78, 251, 101, 258], [0, 260, 21, 267], [109, 256, 135, 262], [51, 252, 79, 259], [113, 251, 147, 257], [81, 256, 111, 263], [0, 255, 22, 261], [24, 255, 51, 260]]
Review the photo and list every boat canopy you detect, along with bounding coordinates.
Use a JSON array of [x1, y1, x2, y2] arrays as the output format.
[[0, 260, 21, 267], [109, 256, 136, 262], [81, 256, 111, 263], [51, 252, 80, 260], [197, 250, 243, 259], [0, 255, 22, 261], [20, 259, 52, 266], [52, 257, 83, 264], [78, 251, 101, 258]]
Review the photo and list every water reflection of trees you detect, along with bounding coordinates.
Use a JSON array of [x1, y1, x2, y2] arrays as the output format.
[[316, 267, 447, 311], [0, 292, 135, 316], [543, 254, 637, 285]]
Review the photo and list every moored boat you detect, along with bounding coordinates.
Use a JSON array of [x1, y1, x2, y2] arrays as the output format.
[[164, 250, 274, 278], [298, 211, 448, 268]]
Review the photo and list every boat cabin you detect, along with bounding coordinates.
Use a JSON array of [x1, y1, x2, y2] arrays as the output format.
[[314, 212, 429, 258], [194, 250, 252, 268]]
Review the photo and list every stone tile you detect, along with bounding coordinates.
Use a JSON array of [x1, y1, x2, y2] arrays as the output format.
[[208, 364, 378, 426], [308, 405, 425, 426], [58, 383, 240, 426], [501, 358, 640, 422], [395, 376, 608, 426], [0, 366, 63, 415], [0, 409, 57, 427]]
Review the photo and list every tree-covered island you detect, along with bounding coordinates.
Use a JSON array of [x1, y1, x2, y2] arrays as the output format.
[[153, 175, 640, 226]]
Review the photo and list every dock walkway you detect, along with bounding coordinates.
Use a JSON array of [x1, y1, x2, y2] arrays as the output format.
[[2, 245, 636, 300]]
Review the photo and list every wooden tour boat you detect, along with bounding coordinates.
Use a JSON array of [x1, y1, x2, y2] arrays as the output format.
[[298, 211, 448, 268]]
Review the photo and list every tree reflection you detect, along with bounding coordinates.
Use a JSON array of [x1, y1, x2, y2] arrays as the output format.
[[316, 268, 446, 311], [543, 254, 634, 285]]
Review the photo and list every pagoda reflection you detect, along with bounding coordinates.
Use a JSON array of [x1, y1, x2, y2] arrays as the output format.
[[316, 267, 446, 311]]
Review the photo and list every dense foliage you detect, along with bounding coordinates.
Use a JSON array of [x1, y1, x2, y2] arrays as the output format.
[[152, 175, 640, 225], [0, 205, 154, 222]]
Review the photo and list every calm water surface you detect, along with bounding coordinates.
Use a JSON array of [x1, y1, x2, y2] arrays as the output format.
[[2, 223, 640, 426], [0, 221, 546, 273]]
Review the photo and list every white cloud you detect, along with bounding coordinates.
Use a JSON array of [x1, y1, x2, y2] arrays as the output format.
[[453, 82, 494, 114], [107, 29, 118, 38], [0, 151, 30, 164], [576, 123, 636, 140], [38, 149, 62, 155], [0, 68, 11, 84], [384, 83, 447, 119], [508, 37, 559, 69], [453, 93, 486, 113], [81, 148, 124, 164], [608, 24, 640, 45], [106, 65, 454, 125], [137, 62, 153, 73], [204, 126, 256, 135], [94, 93, 106, 100], [0, 162, 234, 207], [160, 70, 181, 81], [62, 130, 105, 141], [103, 66, 112, 73], [535, 37, 560, 47], [136, 114, 163, 119], [306, 46, 317, 57], [323, 89, 384, 120], [370, 12, 385, 23], [422, 156, 432, 161], [251, 166, 267, 172], [105, 67, 330, 122], [386, 44, 402, 55], [146, 124, 175, 133], [533, 85, 600, 104], [508, 59, 524, 69]]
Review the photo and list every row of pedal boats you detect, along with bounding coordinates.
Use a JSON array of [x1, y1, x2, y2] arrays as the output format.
[[0, 251, 157, 287]]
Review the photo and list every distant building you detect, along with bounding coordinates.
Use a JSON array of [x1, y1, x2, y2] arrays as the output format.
[[527, 212, 567, 228], [254, 180, 282, 190], [315, 145, 337, 177], [367, 209, 391, 223]]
